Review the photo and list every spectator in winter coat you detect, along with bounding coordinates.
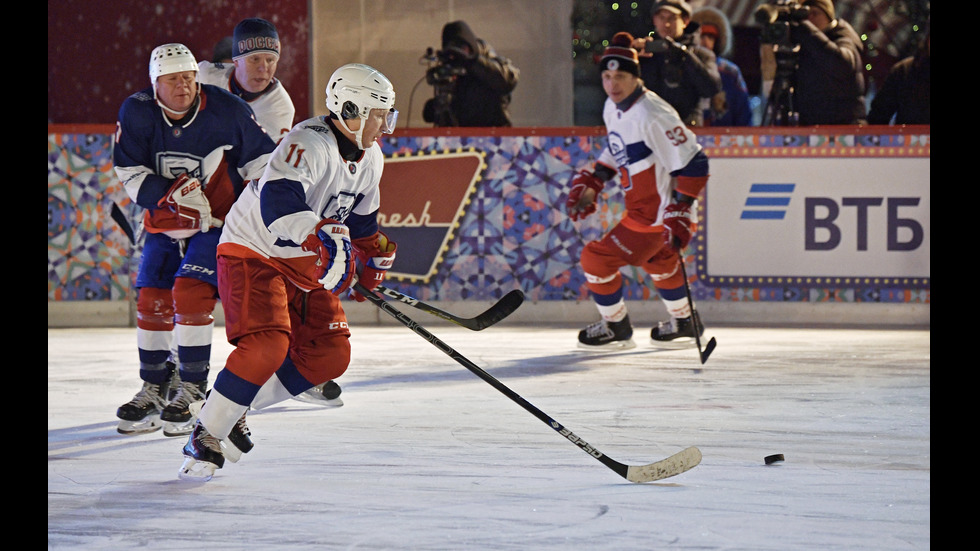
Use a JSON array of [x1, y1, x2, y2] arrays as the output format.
[[691, 6, 753, 126], [632, 0, 721, 127], [422, 20, 520, 127], [868, 25, 929, 125], [760, 0, 866, 125]]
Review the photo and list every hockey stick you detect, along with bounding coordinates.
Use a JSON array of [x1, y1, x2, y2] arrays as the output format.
[[374, 284, 524, 331], [680, 259, 717, 365], [353, 281, 702, 483]]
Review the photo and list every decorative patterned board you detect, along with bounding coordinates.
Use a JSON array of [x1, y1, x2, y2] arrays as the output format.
[[47, 128, 929, 306]]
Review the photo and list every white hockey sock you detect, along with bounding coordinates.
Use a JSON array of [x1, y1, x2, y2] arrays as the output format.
[[198, 390, 248, 441], [662, 296, 692, 319], [250, 374, 294, 410], [597, 299, 628, 323]]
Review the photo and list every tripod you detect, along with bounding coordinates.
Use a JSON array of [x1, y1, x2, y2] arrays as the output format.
[[762, 44, 801, 126]]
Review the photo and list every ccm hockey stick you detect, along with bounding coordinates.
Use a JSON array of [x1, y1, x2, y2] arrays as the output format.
[[680, 259, 717, 364], [353, 282, 702, 483], [374, 284, 524, 331]]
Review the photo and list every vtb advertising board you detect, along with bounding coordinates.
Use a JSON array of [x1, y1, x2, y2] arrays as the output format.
[[703, 156, 929, 287]]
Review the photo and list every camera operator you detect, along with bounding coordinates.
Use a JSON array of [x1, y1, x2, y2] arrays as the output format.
[[759, 0, 866, 125], [422, 20, 520, 127], [632, 0, 721, 128]]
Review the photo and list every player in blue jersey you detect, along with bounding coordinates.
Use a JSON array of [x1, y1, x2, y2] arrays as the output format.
[[112, 43, 276, 437]]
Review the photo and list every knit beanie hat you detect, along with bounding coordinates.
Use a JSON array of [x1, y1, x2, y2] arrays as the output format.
[[232, 18, 280, 60], [599, 32, 640, 77], [802, 0, 835, 21]]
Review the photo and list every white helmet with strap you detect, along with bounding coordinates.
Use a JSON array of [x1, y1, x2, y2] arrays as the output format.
[[149, 43, 200, 119], [325, 63, 397, 149], [149, 43, 199, 89]]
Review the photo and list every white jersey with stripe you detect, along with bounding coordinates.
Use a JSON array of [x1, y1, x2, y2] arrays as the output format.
[[597, 86, 703, 228], [197, 61, 295, 144], [218, 115, 384, 263]]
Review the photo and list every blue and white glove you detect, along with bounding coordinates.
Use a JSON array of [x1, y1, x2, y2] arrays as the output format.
[[301, 219, 356, 295]]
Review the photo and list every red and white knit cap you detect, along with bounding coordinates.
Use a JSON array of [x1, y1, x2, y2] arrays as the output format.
[[599, 32, 640, 76]]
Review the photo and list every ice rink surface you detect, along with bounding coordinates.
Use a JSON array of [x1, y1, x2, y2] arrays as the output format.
[[48, 320, 930, 550]]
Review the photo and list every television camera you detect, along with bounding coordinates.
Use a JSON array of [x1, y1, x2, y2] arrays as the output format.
[[754, 0, 810, 126], [421, 46, 469, 126]]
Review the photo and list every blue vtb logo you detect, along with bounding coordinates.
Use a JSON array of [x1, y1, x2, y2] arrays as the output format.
[[741, 183, 794, 219]]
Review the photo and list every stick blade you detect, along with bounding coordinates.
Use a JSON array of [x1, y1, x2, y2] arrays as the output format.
[[699, 337, 718, 364], [473, 289, 525, 330], [625, 446, 702, 483]]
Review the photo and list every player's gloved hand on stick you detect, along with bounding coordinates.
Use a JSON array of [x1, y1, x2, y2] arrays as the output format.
[[158, 174, 213, 232], [663, 198, 695, 251], [349, 232, 397, 302], [301, 219, 356, 295], [566, 170, 604, 221]]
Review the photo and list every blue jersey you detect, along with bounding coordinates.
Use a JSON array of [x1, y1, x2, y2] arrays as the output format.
[[113, 84, 276, 237]]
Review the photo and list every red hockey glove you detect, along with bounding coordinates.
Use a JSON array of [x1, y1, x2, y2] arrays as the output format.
[[566, 170, 604, 221], [349, 232, 397, 302], [301, 219, 356, 295], [158, 174, 213, 232], [663, 200, 695, 251]]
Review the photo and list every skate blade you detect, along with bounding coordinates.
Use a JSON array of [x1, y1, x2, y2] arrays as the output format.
[[162, 420, 195, 437], [291, 390, 344, 407], [648, 337, 699, 349], [116, 416, 162, 435], [576, 339, 637, 351], [178, 456, 219, 482]]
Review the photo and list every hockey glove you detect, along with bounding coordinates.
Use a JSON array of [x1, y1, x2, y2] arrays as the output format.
[[349, 232, 398, 302], [663, 199, 695, 251], [566, 170, 604, 221], [158, 174, 213, 232], [301, 219, 356, 295]]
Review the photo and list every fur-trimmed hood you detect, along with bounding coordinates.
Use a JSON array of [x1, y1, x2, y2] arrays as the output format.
[[690, 6, 732, 58]]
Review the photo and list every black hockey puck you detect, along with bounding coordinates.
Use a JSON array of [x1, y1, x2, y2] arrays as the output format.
[[764, 454, 785, 465]]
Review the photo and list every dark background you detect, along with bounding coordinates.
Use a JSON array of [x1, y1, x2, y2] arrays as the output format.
[[48, 0, 929, 127]]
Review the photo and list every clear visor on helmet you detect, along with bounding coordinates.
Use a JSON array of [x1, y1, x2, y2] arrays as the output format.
[[382, 108, 398, 134]]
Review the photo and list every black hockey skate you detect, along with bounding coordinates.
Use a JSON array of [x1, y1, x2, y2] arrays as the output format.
[[577, 315, 636, 350], [186, 394, 253, 463], [293, 380, 344, 407], [116, 376, 172, 435], [650, 313, 704, 349], [161, 378, 207, 437], [222, 413, 253, 463], [178, 421, 224, 481]]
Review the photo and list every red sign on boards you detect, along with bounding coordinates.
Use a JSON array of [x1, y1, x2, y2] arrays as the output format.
[[378, 151, 485, 282]]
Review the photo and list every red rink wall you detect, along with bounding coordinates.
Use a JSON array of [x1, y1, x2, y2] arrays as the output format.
[[48, 125, 929, 328]]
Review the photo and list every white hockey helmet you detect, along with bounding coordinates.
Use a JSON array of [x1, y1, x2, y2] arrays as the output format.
[[325, 63, 397, 149], [149, 43, 199, 88]]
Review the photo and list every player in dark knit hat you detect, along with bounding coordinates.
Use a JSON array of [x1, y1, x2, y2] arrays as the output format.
[[598, 32, 640, 77], [563, 31, 713, 350], [197, 18, 295, 145]]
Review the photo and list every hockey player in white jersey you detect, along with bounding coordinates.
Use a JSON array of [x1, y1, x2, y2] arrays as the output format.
[[197, 17, 342, 405], [566, 32, 710, 350], [179, 63, 398, 481], [196, 18, 295, 144], [112, 43, 276, 436]]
